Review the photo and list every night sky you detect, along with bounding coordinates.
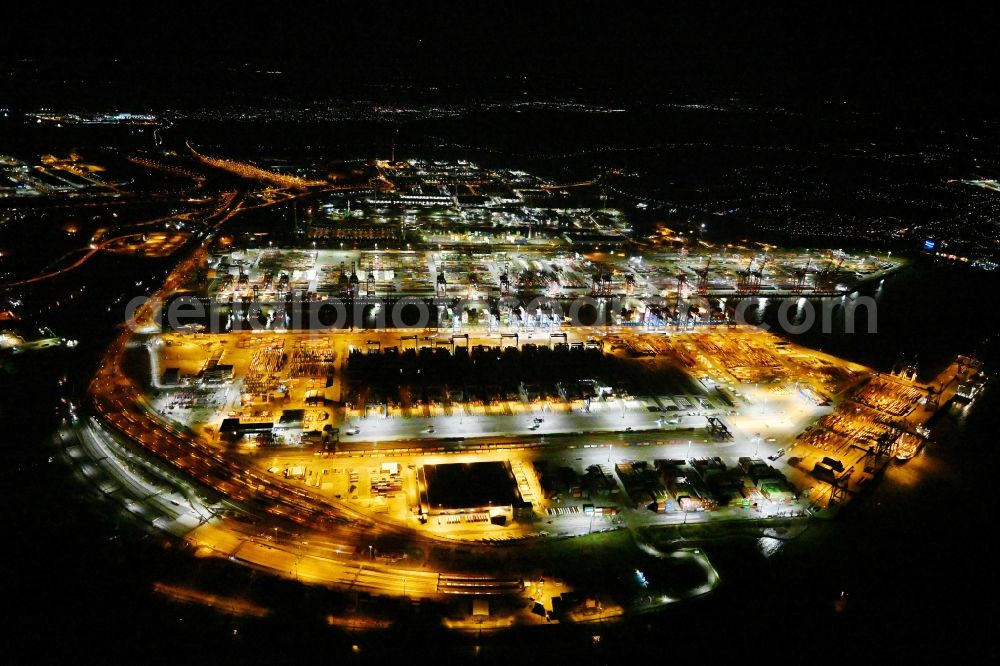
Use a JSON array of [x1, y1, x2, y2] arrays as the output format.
[[3, 5, 997, 114]]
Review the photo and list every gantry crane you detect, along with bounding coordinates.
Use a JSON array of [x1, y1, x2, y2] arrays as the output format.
[[696, 255, 712, 295], [735, 257, 754, 295], [792, 257, 812, 294], [366, 261, 376, 298], [499, 261, 511, 297], [817, 256, 844, 292], [748, 256, 767, 295], [675, 271, 689, 328]]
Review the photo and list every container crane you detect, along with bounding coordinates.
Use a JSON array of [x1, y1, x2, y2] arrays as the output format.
[[696, 255, 712, 295]]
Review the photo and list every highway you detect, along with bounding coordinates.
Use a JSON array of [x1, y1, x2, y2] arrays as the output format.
[[61, 418, 538, 599]]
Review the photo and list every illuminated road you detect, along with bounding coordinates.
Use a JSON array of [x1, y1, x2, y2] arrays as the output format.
[[2, 192, 239, 288], [63, 417, 532, 600]]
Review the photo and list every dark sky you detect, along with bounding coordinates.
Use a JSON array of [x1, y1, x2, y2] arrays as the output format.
[[2, 4, 997, 113]]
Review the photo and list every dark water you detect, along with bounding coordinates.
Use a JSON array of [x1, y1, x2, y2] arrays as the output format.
[[675, 259, 999, 659], [751, 258, 1000, 376], [3, 258, 996, 662]]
